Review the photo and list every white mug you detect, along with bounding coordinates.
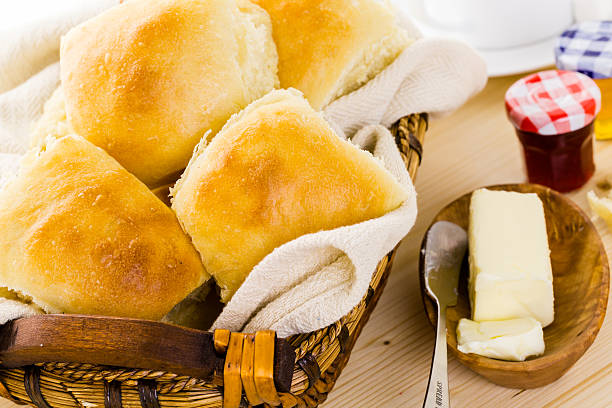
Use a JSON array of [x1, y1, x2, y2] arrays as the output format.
[[423, 0, 574, 50], [573, 0, 612, 22]]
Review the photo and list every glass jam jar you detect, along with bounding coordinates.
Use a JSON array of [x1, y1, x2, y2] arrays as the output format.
[[555, 21, 612, 140], [505, 70, 601, 193]]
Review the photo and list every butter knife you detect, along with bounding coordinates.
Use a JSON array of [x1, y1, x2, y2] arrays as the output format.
[[421, 221, 467, 408]]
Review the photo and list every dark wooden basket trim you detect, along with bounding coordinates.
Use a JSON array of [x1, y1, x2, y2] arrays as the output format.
[[408, 133, 423, 164], [392, 114, 427, 167], [296, 353, 321, 392], [137, 379, 160, 408], [364, 286, 375, 306], [0, 316, 295, 393], [337, 325, 350, 355], [24, 366, 52, 408], [104, 380, 122, 408]]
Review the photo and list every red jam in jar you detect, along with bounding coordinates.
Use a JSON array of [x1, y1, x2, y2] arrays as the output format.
[[505, 70, 601, 193], [515, 122, 594, 193]]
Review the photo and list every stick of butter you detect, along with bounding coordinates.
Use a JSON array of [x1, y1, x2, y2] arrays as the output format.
[[457, 318, 545, 361], [587, 190, 612, 228], [469, 189, 554, 327]]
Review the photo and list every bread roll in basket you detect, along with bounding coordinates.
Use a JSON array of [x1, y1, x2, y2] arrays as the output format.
[[0, 0, 428, 407], [35, 0, 279, 188]]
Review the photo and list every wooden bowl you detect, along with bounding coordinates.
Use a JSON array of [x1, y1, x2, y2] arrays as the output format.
[[419, 184, 609, 389]]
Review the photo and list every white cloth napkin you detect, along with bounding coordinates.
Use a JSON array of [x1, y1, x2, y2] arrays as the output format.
[[325, 38, 488, 135], [212, 125, 418, 336], [0, 1, 486, 337], [0, 0, 119, 154]]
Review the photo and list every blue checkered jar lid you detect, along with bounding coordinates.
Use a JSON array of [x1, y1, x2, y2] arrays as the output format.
[[555, 21, 612, 79]]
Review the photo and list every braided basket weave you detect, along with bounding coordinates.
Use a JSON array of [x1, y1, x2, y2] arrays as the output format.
[[0, 113, 427, 408]]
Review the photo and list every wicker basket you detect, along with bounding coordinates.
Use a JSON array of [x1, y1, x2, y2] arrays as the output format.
[[0, 113, 427, 408]]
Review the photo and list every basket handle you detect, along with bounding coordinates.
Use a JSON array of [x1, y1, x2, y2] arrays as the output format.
[[0, 314, 295, 395]]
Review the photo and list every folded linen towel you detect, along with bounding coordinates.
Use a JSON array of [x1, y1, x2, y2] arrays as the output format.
[[213, 124, 419, 337], [0, 1, 486, 337]]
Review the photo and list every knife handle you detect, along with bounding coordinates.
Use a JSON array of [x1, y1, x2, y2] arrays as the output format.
[[423, 304, 450, 408]]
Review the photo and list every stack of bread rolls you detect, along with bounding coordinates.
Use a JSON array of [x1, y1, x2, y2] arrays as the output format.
[[2, 0, 412, 323]]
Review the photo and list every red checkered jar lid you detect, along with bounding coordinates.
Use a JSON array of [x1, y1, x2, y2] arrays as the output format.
[[505, 70, 601, 135]]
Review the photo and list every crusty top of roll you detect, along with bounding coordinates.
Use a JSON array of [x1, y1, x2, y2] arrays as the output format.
[[253, 0, 410, 110], [0, 134, 209, 320], [172, 89, 409, 302], [60, 0, 278, 187]]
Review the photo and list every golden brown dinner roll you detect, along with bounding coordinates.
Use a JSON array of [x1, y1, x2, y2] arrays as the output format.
[[171, 89, 409, 302], [0, 134, 209, 320], [252, 0, 411, 109], [60, 0, 278, 187]]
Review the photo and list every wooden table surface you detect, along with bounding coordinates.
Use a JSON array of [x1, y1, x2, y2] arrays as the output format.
[[323, 72, 612, 408]]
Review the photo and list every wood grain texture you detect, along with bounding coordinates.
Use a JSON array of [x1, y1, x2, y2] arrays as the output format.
[[253, 331, 281, 406], [222, 333, 244, 408], [0, 315, 295, 393], [239, 334, 262, 406], [321, 72, 612, 408], [420, 183, 609, 389]]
